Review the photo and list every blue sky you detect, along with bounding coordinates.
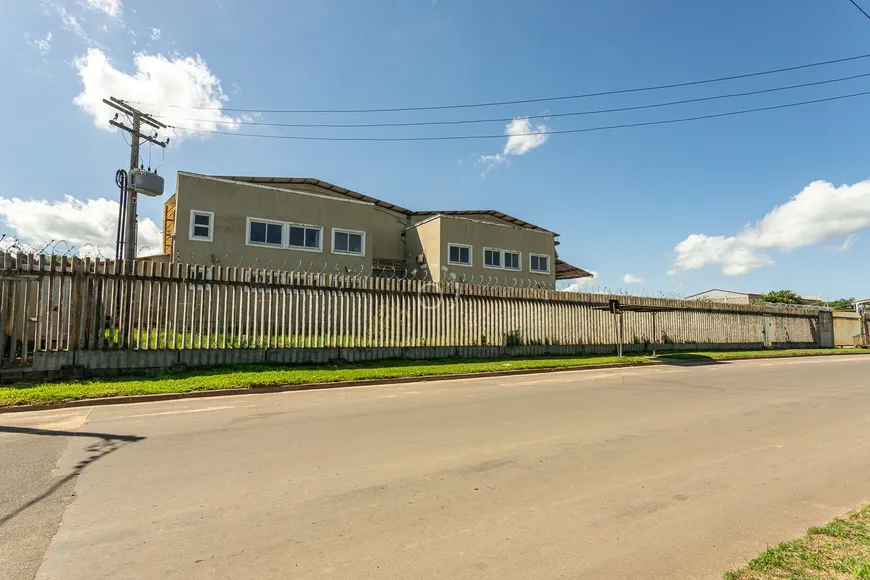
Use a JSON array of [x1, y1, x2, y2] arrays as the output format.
[[2, 0, 869, 299]]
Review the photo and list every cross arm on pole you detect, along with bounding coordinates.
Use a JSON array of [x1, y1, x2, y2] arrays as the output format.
[[103, 98, 167, 130], [108, 120, 168, 148]]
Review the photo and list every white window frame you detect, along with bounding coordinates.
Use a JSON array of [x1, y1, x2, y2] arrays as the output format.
[[503, 250, 522, 271], [483, 247, 522, 271], [482, 246, 502, 270], [529, 252, 551, 274], [331, 228, 366, 257], [286, 221, 324, 253], [246, 217, 286, 249], [189, 210, 214, 242], [447, 243, 473, 267]]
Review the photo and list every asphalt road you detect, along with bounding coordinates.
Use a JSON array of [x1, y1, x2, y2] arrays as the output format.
[[2, 356, 870, 580]]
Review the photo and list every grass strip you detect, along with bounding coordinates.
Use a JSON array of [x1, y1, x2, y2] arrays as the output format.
[[0, 354, 646, 406], [1, 348, 867, 408], [724, 504, 870, 579]]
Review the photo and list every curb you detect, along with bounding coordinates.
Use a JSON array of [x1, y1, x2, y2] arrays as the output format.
[[0, 360, 657, 414], [1, 351, 868, 414]]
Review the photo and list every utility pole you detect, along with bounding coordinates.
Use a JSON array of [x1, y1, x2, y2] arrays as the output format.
[[103, 97, 168, 261]]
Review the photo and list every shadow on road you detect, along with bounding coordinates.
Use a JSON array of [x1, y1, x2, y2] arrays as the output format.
[[0, 425, 145, 527], [654, 354, 725, 366]]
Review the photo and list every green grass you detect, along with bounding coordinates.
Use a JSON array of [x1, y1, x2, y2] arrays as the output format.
[[0, 354, 647, 407], [101, 328, 377, 349], [1, 348, 867, 408], [724, 504, 870, 579], [657, 348, 869, 361]]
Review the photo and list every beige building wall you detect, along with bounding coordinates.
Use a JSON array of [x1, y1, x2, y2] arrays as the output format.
[[168, 174, 563, 286], [405, 216, 441, 279], [173, 173, 392, 273], [369, 207, 407, 261], [407, 215, 556, 285]]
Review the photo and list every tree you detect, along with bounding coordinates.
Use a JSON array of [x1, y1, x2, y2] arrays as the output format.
[[821, 297, 856, 311], [758, 290, 805, 305]]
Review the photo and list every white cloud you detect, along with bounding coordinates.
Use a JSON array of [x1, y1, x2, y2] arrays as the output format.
[[150, 27, 161, 40], [0, 195, 160, 257], [827, 233, 858, 252], [57, 6, 98, 45], [84, 0, 122, 18], [478, 117, 550, 175], [561, 270, 600, 292], [670, 179, 870, 276], [25, 31, 53, 56], [503, 117, 550, 156], [623, 273, 645, 285], [73, 48, 239, 141]]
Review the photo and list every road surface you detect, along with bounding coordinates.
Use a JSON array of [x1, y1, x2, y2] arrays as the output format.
[[2, 356, 870, 579]]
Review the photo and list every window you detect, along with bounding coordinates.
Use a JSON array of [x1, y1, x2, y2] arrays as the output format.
[[530, 253, 550, 273], [247, 218, 284, 247], [447, 243, 472, 266], [288, 224, 322, 251], [484, 248, 521, 270], [242, 218, 323, 252], [189, 210, 213, 242], [332, 228, 365, 256]]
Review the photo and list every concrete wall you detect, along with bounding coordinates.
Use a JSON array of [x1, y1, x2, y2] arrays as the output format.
[[14, 337, 822, 382], [833, 311, 862, 346], [0, 253, 837, 379]]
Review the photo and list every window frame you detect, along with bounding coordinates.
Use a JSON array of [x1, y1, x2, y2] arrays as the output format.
[[188, 210, 214, 242], [483, 247, 522, 271], [330, 227, 366, 257], [446, 243, 473, 267], [245, 217, 286, 249], [286, 221, 324, 253], [503, 250, 522, 271], [482, 246, 502, 270], [529, 252, 551, 274]]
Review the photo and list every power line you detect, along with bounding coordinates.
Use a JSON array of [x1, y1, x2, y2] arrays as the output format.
[[153, 71, 870, 129], [848, 0, 870, 20], [167, 89, 870, 142], [125, 52, 870, 114]]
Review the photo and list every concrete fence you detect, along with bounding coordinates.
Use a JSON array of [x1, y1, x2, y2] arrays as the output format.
[[833, 311, 869, 347], [0, 253, 835, 378]]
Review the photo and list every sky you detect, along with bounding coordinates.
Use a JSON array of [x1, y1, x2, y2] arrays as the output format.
[[1, 0, 869, 300]]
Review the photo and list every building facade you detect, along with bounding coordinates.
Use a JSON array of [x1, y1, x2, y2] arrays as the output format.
[[685, 289, 823, 305], [160, 172, 590, 286]]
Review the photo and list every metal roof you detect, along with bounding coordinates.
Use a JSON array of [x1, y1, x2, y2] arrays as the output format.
[[211, 176, 557, 234], [410, 210, 556, 234], [213, 176, 412, 215], [555, 259, 593, 280]]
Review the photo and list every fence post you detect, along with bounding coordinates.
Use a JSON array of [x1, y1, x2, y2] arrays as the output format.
[[818, 310, 834, 348], [71, 257, 87, 351]]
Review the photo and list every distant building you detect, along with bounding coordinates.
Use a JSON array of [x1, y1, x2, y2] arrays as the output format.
[[684, 289, 763, 304], [685, 289, 822, 305]]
